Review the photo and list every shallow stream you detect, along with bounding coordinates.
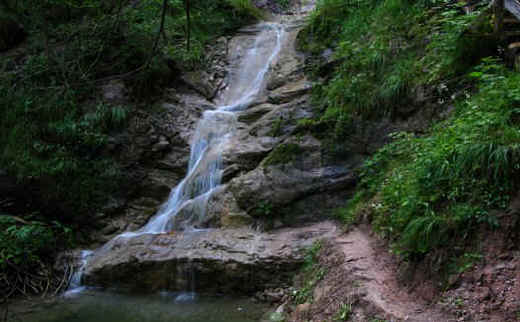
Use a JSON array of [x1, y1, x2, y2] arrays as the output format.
[[13, 290, 268, 322]]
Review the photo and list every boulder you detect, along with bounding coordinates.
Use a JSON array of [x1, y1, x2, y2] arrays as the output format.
[[83, 222, 339, 294], [229, 135, 356, 214], [181, 71, 220, 100], [268, 78, 312, 105]]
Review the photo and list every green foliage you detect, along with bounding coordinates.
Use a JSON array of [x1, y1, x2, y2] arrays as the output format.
[[301, 0, 495, 143], [298, 0, 353, 53], [254, 201, 274, 216], [264, 143, 303, 165], [333, 191, 365, 229], [333, 302, 352, 321], [227, 0, 265, 19], [276, 0, 291, 10], [158, 0, 261, 68], [448, 252, 483, 275], [292, 241, 325, 304], [0, 67, 126, 215], [346, 59, 520, 257], [269, 117, 285, 137], [0, 0, 260, 218], [300, 0, 509, 259], [0, 215, 72, 271]]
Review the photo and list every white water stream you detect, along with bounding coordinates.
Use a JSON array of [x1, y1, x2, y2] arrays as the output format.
[[127, 22, 283, 235], [67, 22, 285, 293]]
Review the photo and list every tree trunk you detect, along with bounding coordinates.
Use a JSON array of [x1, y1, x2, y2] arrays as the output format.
[[185, 0, 190, 51], [494, 0, 505, 34]]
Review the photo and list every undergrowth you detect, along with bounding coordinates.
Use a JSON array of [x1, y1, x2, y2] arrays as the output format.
[[0, 0, 259, 218], [292, 241, 325, 304], [299, 0, 496, 142], [342, 59, 519, 257], [301, 0, 515, 260], [0, 0, 260, 297]]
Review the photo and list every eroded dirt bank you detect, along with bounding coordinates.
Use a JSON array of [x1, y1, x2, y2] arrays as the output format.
[[283, 227, 453, 322], [271, 218, 520, 322]]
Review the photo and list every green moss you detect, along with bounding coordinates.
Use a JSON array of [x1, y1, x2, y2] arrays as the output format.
[[264, 143, 303, 166], [268, 117, 285, 137]]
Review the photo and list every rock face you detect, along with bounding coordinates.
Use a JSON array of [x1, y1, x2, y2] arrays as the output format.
[[89, 92, 216, 243], [84, 222, 339, 294], [209, 12, 357, 226], [83, 0, 355, 294], [92, 2, 352, 244]]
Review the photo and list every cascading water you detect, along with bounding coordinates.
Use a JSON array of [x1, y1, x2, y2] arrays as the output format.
[[65, 250, 93, 296], [67, 22, 285, 293], [121, 22, 284, 236]]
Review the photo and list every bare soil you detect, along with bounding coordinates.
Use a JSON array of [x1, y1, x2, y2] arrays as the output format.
[[287, 226, 454, 321]]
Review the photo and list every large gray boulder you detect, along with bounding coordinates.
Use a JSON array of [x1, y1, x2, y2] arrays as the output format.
[[83, 222, 339, 294]]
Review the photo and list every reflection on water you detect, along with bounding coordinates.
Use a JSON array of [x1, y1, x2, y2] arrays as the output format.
[[15, 290, 268, 322]]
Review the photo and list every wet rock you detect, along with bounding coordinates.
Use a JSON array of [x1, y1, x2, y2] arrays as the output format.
[[167, 189, 217, 230], [221, 135, 278, 175], [84, 222, 339, 295], [151, 137, 170, 152], [267, 53, 304, 91], [246, 94, 313, 140], [221, 212, 254, 228], [313, 285, 331, 303], [181, 71, 219, 100], [264, 288, 285, 302], [101, 223, 119, 236], [229, 135, 356, 214], [222, 164, 241, 183], [237, 103, 276, 124], [268, 78, 312, 104], [206, 186, 253, 228], [102, 80, 126, 103]]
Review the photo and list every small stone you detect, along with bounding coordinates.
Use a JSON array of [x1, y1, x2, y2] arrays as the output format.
[[152, 140, 170, 152], [101, 224, 118, 235], [295, 302, 311, 315], [275, 303, 285, 314]]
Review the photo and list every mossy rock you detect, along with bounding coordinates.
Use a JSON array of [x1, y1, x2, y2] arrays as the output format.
[[263, 143, 303, 166], [0, 18, 25, 52]]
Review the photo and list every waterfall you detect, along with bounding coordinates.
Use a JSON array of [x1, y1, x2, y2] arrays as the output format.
[[64, 250, 93, 296], [66, 22, 285, 293], [121, 22, 284, 236]]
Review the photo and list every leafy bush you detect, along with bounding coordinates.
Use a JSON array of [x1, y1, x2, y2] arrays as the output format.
[[346, 59, 519, 256], [0, 0, 261, 298], [0, 0, 261, 219], [300, 0, 495, 142], [0, 216, 71, 270], [0, 214, 73, 297]]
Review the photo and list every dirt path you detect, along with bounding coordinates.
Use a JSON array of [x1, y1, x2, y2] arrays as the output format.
[[335, 229, 453, 321], [289, 226, 455, 321]]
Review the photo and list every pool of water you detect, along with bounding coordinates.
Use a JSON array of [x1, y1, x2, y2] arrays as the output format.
[[12, 290, 269, 322]]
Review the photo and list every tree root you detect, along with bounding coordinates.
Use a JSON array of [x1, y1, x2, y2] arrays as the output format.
[[0, 258, 73, 302]]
